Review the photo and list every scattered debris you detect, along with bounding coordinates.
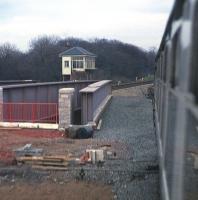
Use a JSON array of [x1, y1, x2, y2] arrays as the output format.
[[66, 125, 94, 139], [106, 151, 117, 159], [100, 144, 111, 148], [145, 165, 159, 171], [86, 149, 104, 164], [80, 149, 105, 165], [96, 119, 103, 130], [14, 144, 43, 157], [80, 152, 90, 164], [79, 168, 85, 180], [130, 173, 146, 181]]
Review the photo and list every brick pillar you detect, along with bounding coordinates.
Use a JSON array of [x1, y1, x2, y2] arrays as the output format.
[[58, 88, 74, 129], [0, 87, 3, 121]]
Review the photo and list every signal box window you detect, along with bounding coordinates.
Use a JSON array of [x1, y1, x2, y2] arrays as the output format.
[[64, 61, 69, 67]]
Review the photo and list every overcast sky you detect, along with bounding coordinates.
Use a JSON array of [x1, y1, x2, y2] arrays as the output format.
[[0, 0, 174, 51]]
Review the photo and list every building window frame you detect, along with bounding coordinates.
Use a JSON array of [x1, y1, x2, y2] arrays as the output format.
[[72, 56, 84, 69], [64, 61, 69, 68]]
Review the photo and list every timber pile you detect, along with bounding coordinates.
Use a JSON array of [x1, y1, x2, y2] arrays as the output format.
[[16, 155, 71, 168]]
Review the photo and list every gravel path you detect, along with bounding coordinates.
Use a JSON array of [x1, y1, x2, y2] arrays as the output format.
[[112, 84, 152, 97], [94, 95, 159, 200]]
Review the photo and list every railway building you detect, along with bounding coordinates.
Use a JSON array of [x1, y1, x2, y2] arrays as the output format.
[[59, 47, 96, 80]]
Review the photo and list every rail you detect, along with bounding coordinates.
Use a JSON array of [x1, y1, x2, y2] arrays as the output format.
[[0, 102, 58, 124]]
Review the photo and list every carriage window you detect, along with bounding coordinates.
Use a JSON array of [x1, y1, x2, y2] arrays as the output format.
[[184, 111, 198, 200], [190, 3, 198, 104], [161, 53, 164, 80], [163, 47, 168, 82], [164, 92, 178, 197], [170, 30, 180, 88]]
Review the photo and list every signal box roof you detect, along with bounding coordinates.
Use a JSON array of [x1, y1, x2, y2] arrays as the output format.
[[59, 47, 96, 57]]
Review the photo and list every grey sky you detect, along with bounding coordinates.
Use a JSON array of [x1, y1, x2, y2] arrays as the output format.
[[0, 0, 174, 51]]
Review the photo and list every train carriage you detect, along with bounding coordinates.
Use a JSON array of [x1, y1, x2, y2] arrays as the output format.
[[155, 0, 198, 200]]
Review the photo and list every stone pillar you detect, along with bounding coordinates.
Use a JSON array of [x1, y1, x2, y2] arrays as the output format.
[[0, 87, 3, 121], [58, 88, 74, 129]]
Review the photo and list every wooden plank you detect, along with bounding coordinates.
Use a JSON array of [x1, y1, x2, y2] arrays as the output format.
[[23, 161, 68, 167], [32, 165, 68, 171], [16, 155, 71, 162], [43, 155, 70, 160]]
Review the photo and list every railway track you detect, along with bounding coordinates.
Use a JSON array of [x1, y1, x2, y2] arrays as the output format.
[[112, 80, 153, 90]]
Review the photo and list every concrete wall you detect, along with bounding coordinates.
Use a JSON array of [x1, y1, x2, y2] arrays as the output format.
[[0, 81, 96, 125], [80, 80, 112, 124], [0, 80, 111, 128]]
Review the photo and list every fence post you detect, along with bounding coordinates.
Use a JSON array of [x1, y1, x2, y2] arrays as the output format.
[[58, 88, 74, 129]]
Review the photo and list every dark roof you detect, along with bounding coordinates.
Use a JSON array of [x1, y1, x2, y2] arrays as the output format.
[[59, 47, 96, 57]]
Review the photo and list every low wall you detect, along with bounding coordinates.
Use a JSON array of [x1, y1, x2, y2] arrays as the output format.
[[0, 80, 111, 129], [80, 80, 112, 124]]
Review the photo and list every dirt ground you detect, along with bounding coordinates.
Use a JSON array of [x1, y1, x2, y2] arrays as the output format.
[[0, 181, 113, 200], [0, 128, 124, 166], [0, 129, 64, 165], [0, 129, 115, 200]]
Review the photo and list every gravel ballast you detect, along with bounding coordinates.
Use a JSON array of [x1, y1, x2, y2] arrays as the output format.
[[93, 95, 159, 200]]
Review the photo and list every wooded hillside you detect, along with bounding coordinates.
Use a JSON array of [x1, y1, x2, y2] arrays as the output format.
[[0, 37, 156, 82]]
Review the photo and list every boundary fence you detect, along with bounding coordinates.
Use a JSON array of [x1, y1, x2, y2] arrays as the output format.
[[0, 102, 58, 124]]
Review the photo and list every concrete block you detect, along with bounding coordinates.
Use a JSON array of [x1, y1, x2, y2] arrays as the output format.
[[0, 122, 19, 128], [86, 149, 104, 164], [18, 123, 39, 129], [0, 122, 58, 130]]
